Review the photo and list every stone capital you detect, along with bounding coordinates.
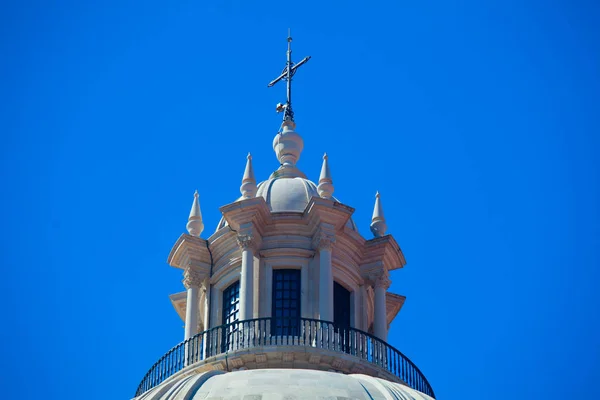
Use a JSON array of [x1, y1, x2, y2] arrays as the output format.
[[372, 273, 392, 290], [237, 234, 259, 252], [312, 232, 336, 251], [183, 266, 204, 289]]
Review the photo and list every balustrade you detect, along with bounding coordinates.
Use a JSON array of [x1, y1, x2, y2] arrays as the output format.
[[135, 317, 434, 398]]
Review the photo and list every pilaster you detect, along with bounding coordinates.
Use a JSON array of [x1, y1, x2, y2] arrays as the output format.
[[183, 266, 203, 340], [371, 271, 391, 341], [313, 226, 336, 322], [237, 226, 261, 321]]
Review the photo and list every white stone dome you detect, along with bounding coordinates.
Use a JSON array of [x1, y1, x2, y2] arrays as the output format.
[[256, 177, 318, 213], [217, 177, 357, 231], [137, 368, 434, 400]]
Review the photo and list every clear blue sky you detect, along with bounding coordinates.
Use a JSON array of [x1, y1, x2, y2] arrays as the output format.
[[1, 1, 599, 399]]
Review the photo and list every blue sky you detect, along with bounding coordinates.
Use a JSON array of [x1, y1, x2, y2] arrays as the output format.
[[1, 1, 599, 399]]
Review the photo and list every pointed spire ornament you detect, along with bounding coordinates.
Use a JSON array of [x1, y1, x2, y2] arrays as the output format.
[[186, 190, 204, 237], [240, 153, 257, 199], [317, 153, 334, 199], [370, 191, 387, 237]]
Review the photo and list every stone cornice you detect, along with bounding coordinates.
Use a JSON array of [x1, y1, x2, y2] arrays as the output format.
[[168, 291, 187, 323], [362, 235, 406, 271], [219, 197, 271, 237], [303, 197, 355, 234], [169, 290, 207, 330], [386, 292, 406, 328], [167, 234, 211, 275]]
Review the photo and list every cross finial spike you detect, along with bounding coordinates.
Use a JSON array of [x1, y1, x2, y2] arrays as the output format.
[[268, 32, 311, 124]]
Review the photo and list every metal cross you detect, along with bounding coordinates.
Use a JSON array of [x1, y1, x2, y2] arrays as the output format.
[[268, 31, 311, 122]]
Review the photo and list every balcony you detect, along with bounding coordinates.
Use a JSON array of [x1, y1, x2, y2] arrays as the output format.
[[135, 317, 435, 398]]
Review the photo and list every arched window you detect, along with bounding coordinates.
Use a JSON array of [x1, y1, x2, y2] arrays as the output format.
[[272, 269, 301, 335]]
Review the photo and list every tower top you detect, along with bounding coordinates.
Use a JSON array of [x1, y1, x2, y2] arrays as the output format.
[[268, 30, 311, 123]]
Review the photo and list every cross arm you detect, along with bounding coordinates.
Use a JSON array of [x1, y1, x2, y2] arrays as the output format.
[[290, 56, 311, 72], [268, 73, 286, 87], [267, 56, 311, 87]]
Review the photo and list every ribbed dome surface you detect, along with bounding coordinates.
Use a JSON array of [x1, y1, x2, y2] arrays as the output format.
[[216, 177, 357, 232], [256, 177, 318, 213], [136, 368, 433, 400]]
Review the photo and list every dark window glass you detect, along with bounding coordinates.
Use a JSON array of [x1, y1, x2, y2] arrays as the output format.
[[222, 281, 240, 325], [221, 281, 240, 350], [272, 269, 301, 335], [334, 281, 351, 353], [333, 282, 351, 328]]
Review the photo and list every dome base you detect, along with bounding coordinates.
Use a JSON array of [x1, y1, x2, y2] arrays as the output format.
[[135, 368, 434, 400]]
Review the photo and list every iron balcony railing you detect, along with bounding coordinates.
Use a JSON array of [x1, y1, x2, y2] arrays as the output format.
[[135, 317, 435, 398]]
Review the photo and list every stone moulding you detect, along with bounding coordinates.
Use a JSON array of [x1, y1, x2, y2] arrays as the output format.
[[145, 345, 406, 394]]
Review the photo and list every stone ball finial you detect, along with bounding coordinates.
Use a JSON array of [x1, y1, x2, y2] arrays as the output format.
[[318, 152, 334, 199], [273, 121, 304, 168], [370, 191, 387, 237], [186, 190, 204, 237], [240, 152, 257, 199]]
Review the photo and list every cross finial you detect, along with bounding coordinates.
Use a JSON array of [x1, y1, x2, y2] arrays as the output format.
[[268, 30, 311, 123]]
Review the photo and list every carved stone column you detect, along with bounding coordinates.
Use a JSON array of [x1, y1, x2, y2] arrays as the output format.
[[183, 266, 204, 341], [313, 232, 336, 323], [373, 273, 391, 341], [237, 234, 258, 321]]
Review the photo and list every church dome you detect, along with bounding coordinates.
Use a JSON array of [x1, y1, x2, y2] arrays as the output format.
[[256, 177, 318, 213], [216, 176, 358, 231], [137, 368, 434, 400]]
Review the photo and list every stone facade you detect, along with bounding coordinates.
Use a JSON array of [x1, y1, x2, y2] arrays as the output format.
[[147, 108, 426, 399], [168, 193, 407, 339]]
